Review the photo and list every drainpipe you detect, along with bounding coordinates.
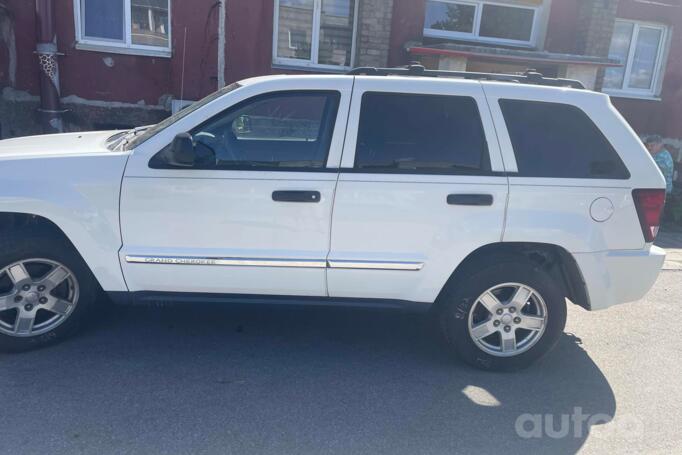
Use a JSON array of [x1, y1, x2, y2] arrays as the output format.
[[35, 0, 63, 133], [217, 0, 226, 88]]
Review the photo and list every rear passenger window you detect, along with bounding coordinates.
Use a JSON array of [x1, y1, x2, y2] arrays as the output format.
[[354, 92, 490, 174], [499, 99, 630, 179]]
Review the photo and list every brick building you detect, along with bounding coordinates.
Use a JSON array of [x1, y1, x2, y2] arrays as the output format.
[[0, 0, 680, 150]]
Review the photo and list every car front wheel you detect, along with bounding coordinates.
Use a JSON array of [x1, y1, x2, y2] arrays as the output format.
[[0, 228, 98, 352]]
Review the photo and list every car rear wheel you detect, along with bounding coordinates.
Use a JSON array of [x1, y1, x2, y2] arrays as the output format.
[[0, 229, 98, 352], [438, 259, 567, 371]]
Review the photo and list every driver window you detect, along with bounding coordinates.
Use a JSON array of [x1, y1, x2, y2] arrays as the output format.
[[151, 91, 340, 170]]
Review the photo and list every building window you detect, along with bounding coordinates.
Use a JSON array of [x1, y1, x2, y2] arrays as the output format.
[[274, 0, 358, 69], [423, 0, 541, 47], [75, 0, 171, 56], [603, 20, 668, 98]]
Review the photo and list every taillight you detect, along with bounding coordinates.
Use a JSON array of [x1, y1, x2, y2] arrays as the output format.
[[632, 189, 666, 242]]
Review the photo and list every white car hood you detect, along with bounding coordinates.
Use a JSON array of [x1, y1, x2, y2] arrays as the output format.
[[0, 130, 118, 160]]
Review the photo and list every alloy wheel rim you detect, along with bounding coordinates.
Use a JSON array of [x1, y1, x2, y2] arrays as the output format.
[[467, 282, 547, 357], [0, 258, 79, 337]]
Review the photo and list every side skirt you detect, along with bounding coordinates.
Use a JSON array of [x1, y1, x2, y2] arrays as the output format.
[[106, 291, 433, 313]]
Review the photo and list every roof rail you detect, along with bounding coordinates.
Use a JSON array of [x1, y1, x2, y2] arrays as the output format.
[[346, 64, 585, 89]]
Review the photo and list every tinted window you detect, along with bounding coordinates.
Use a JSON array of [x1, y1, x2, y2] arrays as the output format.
[[499, 99, 630, 179], [151, 91, 340, 170], [354, 92, 490, 174]]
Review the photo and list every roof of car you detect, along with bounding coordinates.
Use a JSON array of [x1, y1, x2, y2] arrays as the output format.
[[237, 67, 608, 103]]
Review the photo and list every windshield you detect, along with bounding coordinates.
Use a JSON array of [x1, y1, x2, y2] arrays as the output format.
[[123, 82, 242, 150]]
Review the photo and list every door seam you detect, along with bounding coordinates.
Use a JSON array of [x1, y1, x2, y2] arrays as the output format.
[[481, 82, 511, 242], [325, 76, 356, 297], [116, 152, 134, 292]]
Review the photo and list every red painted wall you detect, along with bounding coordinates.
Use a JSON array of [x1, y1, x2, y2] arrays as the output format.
[[169, 0, 220, 101], [0, 4, 16, 87], [0, 38, 6, 88], [2, 0, 297, 103], [388, 0, 426, 66], [610, 0, 682, 138], [225, 0, 274, 83], [57, 6, 172, 105], [544, 0, 580, 54], [4, 0, 40, 94], [3, 0, 219, 104]]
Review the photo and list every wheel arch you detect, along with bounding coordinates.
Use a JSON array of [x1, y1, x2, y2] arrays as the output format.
[[0, 212, 65, 235], [0, 212, 106, 290], [436, 242, 591, 311]]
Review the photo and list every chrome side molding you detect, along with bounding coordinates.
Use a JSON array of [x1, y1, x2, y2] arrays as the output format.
[[125, 256, 327, 268], [327, 259, 424, 271], [125, 255, 424, 271]]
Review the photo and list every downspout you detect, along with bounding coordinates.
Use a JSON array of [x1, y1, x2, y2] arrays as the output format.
[[34, 0, 63, 133], [217, 0, 226, 88]]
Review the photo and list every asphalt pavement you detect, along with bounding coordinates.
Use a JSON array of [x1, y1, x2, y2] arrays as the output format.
[[0, 272, 680, 454]]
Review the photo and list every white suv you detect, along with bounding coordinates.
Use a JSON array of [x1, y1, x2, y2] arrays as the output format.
[[0, 66, 666, 371]]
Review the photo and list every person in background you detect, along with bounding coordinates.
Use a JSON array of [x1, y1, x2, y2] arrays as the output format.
[[645, 135, 674, 194]]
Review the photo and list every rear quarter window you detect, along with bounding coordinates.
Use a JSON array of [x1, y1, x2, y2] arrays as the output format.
[[499, 99, 630, 179]]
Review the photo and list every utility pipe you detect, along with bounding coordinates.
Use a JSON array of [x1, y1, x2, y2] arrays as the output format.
[[217, 0, 226, 88], [35, 0, 63, 133]]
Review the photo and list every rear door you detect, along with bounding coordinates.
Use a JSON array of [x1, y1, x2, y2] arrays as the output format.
[[326, 77, 509, 304]]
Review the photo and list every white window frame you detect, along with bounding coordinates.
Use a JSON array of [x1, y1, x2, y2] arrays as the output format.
[[603, 19, 669, 99], [273, 0, 359, 71], [423, 0, 542, 48], [74, 0, 172, 58]]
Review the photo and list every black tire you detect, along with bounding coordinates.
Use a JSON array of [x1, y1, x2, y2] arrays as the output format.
[[438, 259, 567, 372], [0, 227, 99, 352]]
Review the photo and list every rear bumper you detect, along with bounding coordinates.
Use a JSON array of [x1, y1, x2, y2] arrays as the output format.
[[573, 246, 665, 311]]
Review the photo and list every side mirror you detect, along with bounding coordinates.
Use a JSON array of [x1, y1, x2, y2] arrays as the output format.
[[168, 132, 195, 167]]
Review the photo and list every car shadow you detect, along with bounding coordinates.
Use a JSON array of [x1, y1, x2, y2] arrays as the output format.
[[0, 302, 616, 454]]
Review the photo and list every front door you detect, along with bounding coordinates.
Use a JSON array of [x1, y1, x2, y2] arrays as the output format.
[[120, 78, 352, 296]]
